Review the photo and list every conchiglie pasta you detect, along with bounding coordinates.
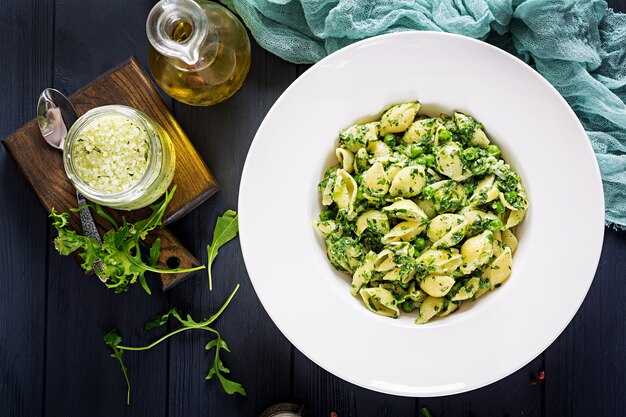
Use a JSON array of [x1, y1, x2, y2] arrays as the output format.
[[355, 210, 390, 236], [451, 277, 480, 301], [332, 169, 358, 214], [417, 249, 463, 275], [427, 213, 467, 248], [382, 199, 428, 221], [502, 229, 518, 253], [503, 209, 526, 230], [435, 142, 464, 180], [415, 296, 444, 324], [363, 162, 389, 197], [389, 165, 426, 197], [359, 287, 400, 318], [338, 122, 379, 152], [351, 252, 376, 296], [402, 117, 439, 144], [469, 175, 499, 206], [484, 246, 513, 288], [335, 148, 354, 173], [420, 275, 455, 297], [382, 221, 425, 245], [380, 101, 421, 135], [460, 230, 494, 275]]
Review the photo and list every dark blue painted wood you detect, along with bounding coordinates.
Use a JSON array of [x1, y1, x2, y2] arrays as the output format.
[[0, 0, 624, 416], [0, 0, 53, 416]]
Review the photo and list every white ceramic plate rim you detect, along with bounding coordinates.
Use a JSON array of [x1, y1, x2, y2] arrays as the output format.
[[239, 31, 605, 397]]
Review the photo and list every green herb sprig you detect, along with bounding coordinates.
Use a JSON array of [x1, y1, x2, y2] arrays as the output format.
[[104, 283, 245, 405], [49, 186, 205, 294], [206, 210, 239, 290]]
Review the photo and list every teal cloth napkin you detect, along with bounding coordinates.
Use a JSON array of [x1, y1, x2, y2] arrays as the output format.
[[223, 0, 626, 229]]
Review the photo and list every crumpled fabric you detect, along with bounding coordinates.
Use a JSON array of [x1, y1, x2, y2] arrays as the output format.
[[222, 0, 626, 229]]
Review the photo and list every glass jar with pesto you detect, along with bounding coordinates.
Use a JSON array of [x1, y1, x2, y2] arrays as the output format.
[[63, 105, 176, 210]]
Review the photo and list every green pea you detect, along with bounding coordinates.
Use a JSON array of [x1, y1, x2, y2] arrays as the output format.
[[463, 147, 479, 161], [383, 134, 397, 147], [491, 200, 505, 214], [438, 129, 452, 141], [415, 156, 427, 165], [487, 144, 500, 156], [414, 237, 426, 251], [488, 218, 503, 230], [505, 191, 517, 203], [401, 300, 416, 313], [409, 144, 424, 158], [423, 154, 436, 167], [319, 209, 334, 221]]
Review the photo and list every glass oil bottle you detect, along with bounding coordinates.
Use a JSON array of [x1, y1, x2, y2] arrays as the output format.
[[146, 0, 251, 106]]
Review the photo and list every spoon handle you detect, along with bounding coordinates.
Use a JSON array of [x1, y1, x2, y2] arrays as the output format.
[[76, 191, 107, 282]]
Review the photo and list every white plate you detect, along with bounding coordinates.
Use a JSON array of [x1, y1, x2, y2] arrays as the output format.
[[239, 32, 604, 396]]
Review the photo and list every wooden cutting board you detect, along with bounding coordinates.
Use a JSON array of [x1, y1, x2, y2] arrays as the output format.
[[2, 57, 219, 291]]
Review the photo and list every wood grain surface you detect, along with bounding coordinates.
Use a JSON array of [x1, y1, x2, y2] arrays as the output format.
[[0, 0, 624, 416], [2, 58, 219, 290]]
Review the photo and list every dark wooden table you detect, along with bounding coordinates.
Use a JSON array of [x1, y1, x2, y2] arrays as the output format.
[[1, 1, 625, 416]]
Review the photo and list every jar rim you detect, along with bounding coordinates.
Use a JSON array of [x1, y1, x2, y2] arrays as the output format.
[[63, 105, 163, 203]]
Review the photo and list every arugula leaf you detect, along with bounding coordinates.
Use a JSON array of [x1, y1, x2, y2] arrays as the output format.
[[205, 335, 247, 395], [421, 406, 434, 417], [50, 187, 205, 294], [105, 284, 245, 405], [144, 307, 179, 332], [206, 210, 239, 291], [104, 330, 131, 405]]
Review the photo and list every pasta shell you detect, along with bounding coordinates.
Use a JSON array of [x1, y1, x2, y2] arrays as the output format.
[[484, 246, 512, 288], [351, 252, 376, 296], [460, 230, 494, 274], [363, 162, 389, 197], [332, 169, 358, 214], [314, 220, 342, 239], [367, 140, 391, 159], [415, 296, 444, 324], [503, 208, 526, 230], [502, 229, 518, 253], [417, 249, 463, 275], [435, 142, 463, 180], [382, 199, 428, 221], [437, 300, 459, 317], [427, 213, 467, 249], [382, 221, 425, 245], [380, 101, 421, 135], [420, 275, 455, 297], [335, 148, 354, 173], [338, 122, 379, 152], [402, 117, 439, 144], [469, 175, 499, 206], [374, 249, 396, 272], [470, 127, 490, 148], [463, 209, 499, 236], [451, 277, 481, 301], [416, 199, 436, 219], [359, 287, 400, 318], [355, 210, 390, 236], [389, 166, 426, 197], [353, 148, 370, 174]]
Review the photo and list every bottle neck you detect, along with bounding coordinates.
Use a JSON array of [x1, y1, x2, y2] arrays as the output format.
[[146, 0, 211, 65]]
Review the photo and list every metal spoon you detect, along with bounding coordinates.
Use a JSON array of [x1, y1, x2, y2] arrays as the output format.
[[37, 88, 107, 282]]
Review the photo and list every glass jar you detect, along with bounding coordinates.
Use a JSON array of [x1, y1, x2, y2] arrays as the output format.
[[63, 105, 176, 210]]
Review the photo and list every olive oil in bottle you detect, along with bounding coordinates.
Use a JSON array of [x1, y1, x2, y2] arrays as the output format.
[[147, 0, 251, 106]]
